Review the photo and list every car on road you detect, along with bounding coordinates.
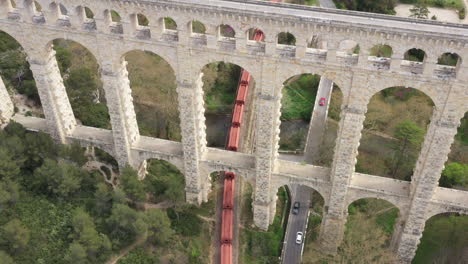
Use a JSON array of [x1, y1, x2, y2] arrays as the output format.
[[295, 232, 303, 245], [292, 201, 300, 215], [319, 97, 326, 106]]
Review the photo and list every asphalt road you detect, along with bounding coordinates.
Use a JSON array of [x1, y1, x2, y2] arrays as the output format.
[[281, 185, 312, 264], [304, 77, 334, 163]]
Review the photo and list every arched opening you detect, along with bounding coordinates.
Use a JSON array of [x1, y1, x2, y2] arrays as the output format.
[[110, 10, 121, 22], [323, 198, 400, 262], [435, 52, 461, 79], [33, 1, 41, 11], [137, 13, 149, 26], [437, 52, 461, 66], [123, 50, 180, 141], [370, 44, 393, 58], [142, 159, 185, 203], [191, 20, 206, 34], [404, 48, 426, 62], [246, 28, 265, 42], [163, 17, 177, 30], [368, 44, 393, 70], [414, 213, 467, 263], [200, 62, 254, 149], [59, 4, 67, 16], [441, 112, 467, 190], [277, 32, 296, 46], [84, 7, 94, 19], [51, 39, 111, 129], [279, 74, 343, 166], [0, 30, 44, 118], [355, 87, 435, 181], [10, 0, 15, 8], [338, 40, 360, 55], [219, 24, 235, 38]]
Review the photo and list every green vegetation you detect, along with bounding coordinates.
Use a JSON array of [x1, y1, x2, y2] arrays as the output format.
[[370, 44, 393, 58], [239, 184, 288, 264], [286, 0, 319, 6], [333, 0, 397, 14], [277, 32, 296, 45], [304, 198, 399, 263], [164, 17, 177, 30], [0, 32, 41, 112], [192, 21, 206, 34], [125, 50, 181, 141], [202, 62, 240, 113], [144, 159, 185, 203], [0, 122, 213, 263], [281, 74, 320, 121], [439, 162, 468, 188], [409, 2, 430, 19], [437, 52, 460, 66], [413, 214, 468, 264], [53, 40, 111, 129]]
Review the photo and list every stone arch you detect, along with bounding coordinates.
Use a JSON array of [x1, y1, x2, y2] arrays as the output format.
[[136, 13, 149, 26], [191, 20, 206, 34], [163, 17, 177, 30], [47, 38, 111, 130], [0, 29, 44, 121], [369, 44, 393, 58], [346, 191, 406, 213], [404, 48, 426, 62], [413, 212, 468, 263], [199, 60, 256, 149], [104, 9, 121, 23], [307, 35, 327, 49], [337, 39, 360, 55], [277, 32, 296, 46], [246, 28, 265, 42], [122, 49, 180, 141], [219, 24, 235, 38], [437, 52, 461, 66], [194, 56, 259, 83], [355, 86, 435, 181], [278, 72, 343, 166]]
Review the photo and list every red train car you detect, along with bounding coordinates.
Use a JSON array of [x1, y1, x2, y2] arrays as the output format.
[[227, 126, 240, 151], [236, 84, 248, 105], [231, 103, 244, 127], [225, 172, 235, 180], [221, 244, 232, 264], [221, 209, 233, 243], [223, 179, 235, 209]]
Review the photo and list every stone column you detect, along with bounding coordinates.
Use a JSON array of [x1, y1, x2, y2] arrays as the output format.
[[100, 61, 139, 168], [390, 48, 404, 72], [394, 110, 461, 263], [253, 61, 281, 230], [177, 79, 207, 204], [28, 48, 76, 142], [423, 56, 437, 77], [319, 80, 367, 252], [304, 77, 334, 163], [176, 31, 207, 204], [0, 77, 14, 124]]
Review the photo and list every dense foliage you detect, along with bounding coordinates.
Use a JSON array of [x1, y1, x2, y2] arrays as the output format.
[[333, 0, 397, 14]]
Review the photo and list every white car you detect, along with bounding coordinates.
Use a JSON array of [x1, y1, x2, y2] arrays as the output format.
[[295, 232, 303, 245]]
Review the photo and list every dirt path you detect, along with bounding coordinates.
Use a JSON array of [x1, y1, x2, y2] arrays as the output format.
[[106, 233, 147, 264], [395, 3, 467, 24]]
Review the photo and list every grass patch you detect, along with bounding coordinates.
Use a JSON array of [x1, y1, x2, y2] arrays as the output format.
[[281, 74, 320, 121]]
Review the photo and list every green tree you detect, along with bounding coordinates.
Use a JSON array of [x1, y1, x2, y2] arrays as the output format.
[[120, 166, 146, 201], [64, 242, 88, 264], [33, 159, 82, 198], [94, 182, 113, 216], [0, 250, 15, 264], [107, 203, 147, 248], [145, 209, 173, 246], [440, 162, 468, 188], [70, 208, 112, 261], [0, 149, 20, 179], [60, 142, 88, 166], [0, 180, 20, 210], [390, 121, 424, 179], [1, 219, 30, 253], [410, 1, 430, 19]]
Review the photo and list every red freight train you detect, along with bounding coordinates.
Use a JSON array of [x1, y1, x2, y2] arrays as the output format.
[[220, 25, 267, 264]]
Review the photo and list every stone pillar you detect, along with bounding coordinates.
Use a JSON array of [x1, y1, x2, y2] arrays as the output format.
[[319, 85, 367, 252], [304, 77, 334, 163], [206, 25, 218, 50], [28, 48, 76, 142], [357, 44, 370, 68], [253, 61, 281, 230], [177, 80, 207, 204], [0, 76, 14, 124], [100, 60, 139, 168], [394, 110, 461, 263], [423, 56, 437, 77], [390, 48, 404, 72]]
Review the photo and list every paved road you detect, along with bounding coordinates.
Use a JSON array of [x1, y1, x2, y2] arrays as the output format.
[[281, 185, 312, 264], [318, 0, 336, 8], [303, 77, 334, 163]]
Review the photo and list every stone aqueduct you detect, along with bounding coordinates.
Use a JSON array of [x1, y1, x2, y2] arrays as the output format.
[[0, 0, 467, 262]]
